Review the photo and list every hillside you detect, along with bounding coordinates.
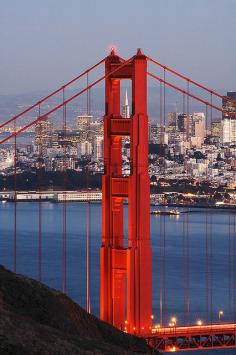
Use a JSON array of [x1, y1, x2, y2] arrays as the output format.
[[0, 265, 158, 354]]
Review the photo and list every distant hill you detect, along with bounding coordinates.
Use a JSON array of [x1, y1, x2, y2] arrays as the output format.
[[0, 265, 158, 355], [0, 86, 226, 125]]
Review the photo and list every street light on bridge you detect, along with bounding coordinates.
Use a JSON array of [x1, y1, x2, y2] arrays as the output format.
[[218, 310, 224, 320], [169, 317, 177, 327]]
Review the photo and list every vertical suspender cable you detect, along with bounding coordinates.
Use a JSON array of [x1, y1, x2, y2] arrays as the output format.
[[209, 213, 213, 324], [186, 80, 190, 324], [210, 93, 213, 202], [186, 205, 190, 324], [186, 80, 190, 143], [205, 104, 208, 176], [159, 215, 163, 326], [38, 103, 42, 282], [163, 215, 166, 325], [86, 198, 91, 313], [159, 78, 163, 325], [163, 68, 166, 325], [233, 214, 236, 322], [182, 85, 190, 324], [182, 213, 186, 324], [228, 215, 232, 317], [205, 211, 209, 322], [210, 94, 213, 324], [86, 72, 91, 313], [13, 121, 17, 272], [62, 88, 67, 293], [163, 69, 166, 138], [160, 81, 163, 137]]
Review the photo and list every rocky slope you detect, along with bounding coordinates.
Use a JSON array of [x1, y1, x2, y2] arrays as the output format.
[[0, 266, 158, 354]]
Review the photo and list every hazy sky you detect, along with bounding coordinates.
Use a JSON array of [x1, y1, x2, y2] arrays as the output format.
[[0, 0, 236, 95]]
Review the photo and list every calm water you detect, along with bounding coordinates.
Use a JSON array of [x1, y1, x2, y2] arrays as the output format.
[[0, 202, 235, 355]]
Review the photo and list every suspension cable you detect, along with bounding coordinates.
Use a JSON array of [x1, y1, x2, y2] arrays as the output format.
[[147, 56, 236, 106], [147, 72, 234, 118], [0, 57, 106, 130], [1, 56, 135, 145]]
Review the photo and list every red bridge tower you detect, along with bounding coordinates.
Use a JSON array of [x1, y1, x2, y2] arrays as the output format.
[[100, 49, 152, 334]]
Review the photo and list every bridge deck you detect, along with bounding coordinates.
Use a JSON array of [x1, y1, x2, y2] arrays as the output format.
[[145, 323, 236, 352]]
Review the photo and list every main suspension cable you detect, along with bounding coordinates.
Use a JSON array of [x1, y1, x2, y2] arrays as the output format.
[[1, 56, 135, 145], [0, 57, 106, 130]]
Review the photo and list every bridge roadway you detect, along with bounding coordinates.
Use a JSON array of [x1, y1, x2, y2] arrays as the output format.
[[145, 323, 236, 352]]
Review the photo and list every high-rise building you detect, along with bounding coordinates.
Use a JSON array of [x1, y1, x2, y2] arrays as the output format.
[[221, 92, 236, 144], [150, 124, 168, 145], [211, 120, 221, 137], [221, 119, 236, 144], [77, 115, 93, 141], [191, 112, 206, 147], [35, 115, 53, 153], [78, 140, 92, 157], [93, 136, 104, 161], [121, 89, 130, 118], [90, 120, 103, 136], [168, 112, 178, 128], [177, 114, 192, 137]]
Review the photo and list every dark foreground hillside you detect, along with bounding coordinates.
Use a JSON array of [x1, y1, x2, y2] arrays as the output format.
[[0, 266, 158, 355]]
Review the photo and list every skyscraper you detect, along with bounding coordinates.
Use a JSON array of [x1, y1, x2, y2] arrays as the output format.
[[191, 112, 206, 147], [221, 92, 236, 144], [177, 113, 192, 139], [77, 114, 93, 141], [35, 115, 53, 153], [93, 136, 104, 161], [121, 89, 130, 118], [211, 120, 221, 137]]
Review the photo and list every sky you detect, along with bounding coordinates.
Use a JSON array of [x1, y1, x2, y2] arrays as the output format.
[[0, 0, 236, 95]]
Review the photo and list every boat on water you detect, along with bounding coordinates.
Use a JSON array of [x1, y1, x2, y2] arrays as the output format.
[[151, 209, 180, 216]]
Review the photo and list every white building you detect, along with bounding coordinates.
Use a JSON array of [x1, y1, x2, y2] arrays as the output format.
[[192, 112, 206, 147], [78, 141, 92, 157], [93, 136, 104, 161], [221, 118, 236, 144], [122, 89, 130, 118]]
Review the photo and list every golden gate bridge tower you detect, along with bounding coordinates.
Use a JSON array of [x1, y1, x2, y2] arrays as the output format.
[[100, 48, 152, 334]]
